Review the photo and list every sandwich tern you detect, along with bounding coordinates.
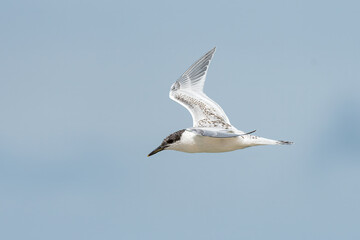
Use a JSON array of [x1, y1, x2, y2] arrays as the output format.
[[148, 47, 293, 156]]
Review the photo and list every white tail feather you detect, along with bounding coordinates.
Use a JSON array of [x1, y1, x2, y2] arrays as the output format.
[[244, 136, 293, 147]]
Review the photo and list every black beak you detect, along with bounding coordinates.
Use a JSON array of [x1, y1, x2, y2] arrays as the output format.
[[148, 145, 165, 157]]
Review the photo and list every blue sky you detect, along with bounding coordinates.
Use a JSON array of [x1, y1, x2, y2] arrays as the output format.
[[1, 0, 359, 239]]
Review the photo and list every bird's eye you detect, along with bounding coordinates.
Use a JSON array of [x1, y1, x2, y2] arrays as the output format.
[[168, 139, 174, 144]]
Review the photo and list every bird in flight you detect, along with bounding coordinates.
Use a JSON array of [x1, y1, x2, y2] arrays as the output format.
[[148, 47, 293, 157]]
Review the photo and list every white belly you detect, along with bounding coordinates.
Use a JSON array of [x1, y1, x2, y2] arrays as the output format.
[[195, 136, 247, 153], [173, 131, 248, 153]]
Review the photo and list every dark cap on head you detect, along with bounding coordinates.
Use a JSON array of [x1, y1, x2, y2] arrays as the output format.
[[148, 129, 185, 157]]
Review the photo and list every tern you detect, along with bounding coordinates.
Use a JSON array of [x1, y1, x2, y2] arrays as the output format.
[[148, 47, 293, 157]]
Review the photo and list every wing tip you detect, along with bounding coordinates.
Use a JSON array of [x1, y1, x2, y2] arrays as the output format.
[[208, 47, 216, 55]]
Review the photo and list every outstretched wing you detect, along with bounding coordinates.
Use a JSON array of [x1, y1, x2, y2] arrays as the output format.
[[169, 47, 235, 130], [187, 128, 256, 138]]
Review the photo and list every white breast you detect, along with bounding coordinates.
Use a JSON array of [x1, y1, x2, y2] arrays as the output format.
[[170, 131, 249, 153]]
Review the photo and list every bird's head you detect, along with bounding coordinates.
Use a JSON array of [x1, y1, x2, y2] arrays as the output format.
[[148, 129, 185, 157]]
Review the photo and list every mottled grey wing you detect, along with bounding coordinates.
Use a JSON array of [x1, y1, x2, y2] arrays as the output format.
[[186, 128, 241, 138], [187, 128, 256, 138], [169, 47, 234, 130]]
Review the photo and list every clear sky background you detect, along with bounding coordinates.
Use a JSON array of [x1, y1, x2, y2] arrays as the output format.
[[1, 0, 359, 239]]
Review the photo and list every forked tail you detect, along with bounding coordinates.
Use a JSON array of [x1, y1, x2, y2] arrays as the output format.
[[277, 140, 294, 145], [245, 136, 294, 147]]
